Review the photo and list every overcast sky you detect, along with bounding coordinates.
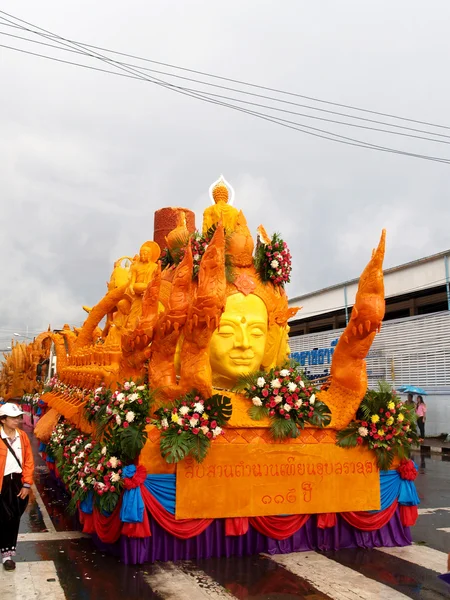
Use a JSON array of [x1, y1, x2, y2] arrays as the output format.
[[1, 1, 450, 345]]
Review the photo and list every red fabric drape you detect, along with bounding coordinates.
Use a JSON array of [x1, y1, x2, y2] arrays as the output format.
[[79, 509, 95, 534], [92, 502, 123, 544], [341, 501, 398, 531], [317, 513, 337, 529], [141, 486, 213, 539], [225, 517, 249, 536], [249, 515, 310, 540], [400, 505, 418, 527], [124, 465, 147, 490], [122, 500, 152, 538]]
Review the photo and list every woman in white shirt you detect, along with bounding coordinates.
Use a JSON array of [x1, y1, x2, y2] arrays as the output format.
[[0, 403, 34, 572]]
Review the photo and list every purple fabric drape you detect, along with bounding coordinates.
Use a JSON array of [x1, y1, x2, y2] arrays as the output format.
[[115, 508, 411, 565]]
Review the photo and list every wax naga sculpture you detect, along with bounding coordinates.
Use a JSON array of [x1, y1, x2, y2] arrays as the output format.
[[0, 331, 53, 399]]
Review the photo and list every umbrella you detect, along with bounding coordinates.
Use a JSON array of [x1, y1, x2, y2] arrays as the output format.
[[396, 385, 428, 395]]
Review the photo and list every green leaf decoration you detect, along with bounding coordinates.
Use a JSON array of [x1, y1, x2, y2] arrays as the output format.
[[233, 370, 265, 394], [209, 394, 233, 425], [97, 488, 121, 515], [270, 417, 299, 440], [189, 434, 211, 463], [308, 400, 332, 428], [248, 405, 270, 421], [119, 425, 148, 461], [336, 426, 359, 448], [375, 447, 396, 471], [160, 430, 200, 464]]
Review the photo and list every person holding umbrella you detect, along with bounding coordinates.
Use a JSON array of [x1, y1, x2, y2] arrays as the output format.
[[416, 395, 427, 439], [0, 402, 34, 571]]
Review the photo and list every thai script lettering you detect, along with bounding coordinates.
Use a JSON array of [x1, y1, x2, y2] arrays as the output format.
[[183, 457, 376, 480]]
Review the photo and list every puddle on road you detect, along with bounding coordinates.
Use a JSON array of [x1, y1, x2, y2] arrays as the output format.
[[16, 538, 161, 600], [192, 555, 333, 599], [324, 548, 449, 600]]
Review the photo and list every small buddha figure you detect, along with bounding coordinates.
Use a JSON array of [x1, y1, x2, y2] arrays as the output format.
[[202, 175, 240, 235], [108, 256, 132, 291], [104, 297, 131, 349], [209, 293, 268, 390], [124, 241, 160, 332]]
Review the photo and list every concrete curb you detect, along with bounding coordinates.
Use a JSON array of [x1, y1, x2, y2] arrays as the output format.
[[420, 443, 450, 455]]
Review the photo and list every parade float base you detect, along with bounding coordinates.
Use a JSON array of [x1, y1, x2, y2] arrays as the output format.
[[43, 427, 418, 565]]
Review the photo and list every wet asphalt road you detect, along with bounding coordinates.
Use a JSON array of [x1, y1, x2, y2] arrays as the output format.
[[9, 429, 450, 599]]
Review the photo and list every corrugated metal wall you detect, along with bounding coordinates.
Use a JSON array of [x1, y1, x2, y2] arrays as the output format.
[[289, 311, 450, 390]]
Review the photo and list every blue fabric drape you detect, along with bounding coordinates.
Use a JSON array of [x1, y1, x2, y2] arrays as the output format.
[[379, 470, 401, 511], [398, 479, 421, 506], [38, 441, 47, 453], [144, 474, 176, 515], [121, 465, 145, 523], [80, 491, 94, 514], [376, 464, 420, 512]]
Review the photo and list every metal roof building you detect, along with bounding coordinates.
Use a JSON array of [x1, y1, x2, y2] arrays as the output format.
[[287, 249, 450, 437]]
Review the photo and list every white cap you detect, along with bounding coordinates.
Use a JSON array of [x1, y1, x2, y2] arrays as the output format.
[[0, 403, 24, 418]]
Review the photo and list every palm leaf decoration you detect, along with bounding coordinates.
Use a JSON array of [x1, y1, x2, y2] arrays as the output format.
[[119, 425, 148, 461], [271, 418, 299, 440], [207, 394, 233, 425], [308, 400, 332, 428], [248, 406, 269, 421], [160, 429, 204, 464]]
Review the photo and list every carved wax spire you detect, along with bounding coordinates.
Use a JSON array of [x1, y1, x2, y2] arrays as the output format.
[[165, 210, 190, 250], [228, 210, 254, 267]]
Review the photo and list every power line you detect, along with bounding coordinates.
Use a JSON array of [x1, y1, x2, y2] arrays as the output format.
[[2, 27, 450, 147], [2, 12, 450, 133], [2, 21, 450, 143], [3, 41, 450, 166], [1, 12, 450, 164]]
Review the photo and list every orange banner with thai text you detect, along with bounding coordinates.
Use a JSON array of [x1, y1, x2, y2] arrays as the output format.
[[176, 444, 380, 519]]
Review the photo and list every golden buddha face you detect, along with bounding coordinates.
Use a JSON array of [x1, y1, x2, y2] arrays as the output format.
[[210, 293, 268, 389]]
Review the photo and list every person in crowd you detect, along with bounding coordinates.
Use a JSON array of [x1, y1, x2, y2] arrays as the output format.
[[415, 395, 427, 439], [405, 393, 415, 407], [0, 402, 34, 571]]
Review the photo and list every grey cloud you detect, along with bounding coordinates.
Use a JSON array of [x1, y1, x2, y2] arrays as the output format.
[[1, 0, 450, 337]]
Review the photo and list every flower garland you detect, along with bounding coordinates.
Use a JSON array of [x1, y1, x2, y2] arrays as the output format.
[[46, 380, 153, 513], [336, 381, 420, 470], [254, 232, 292, 286], [84, 386, 112, 423], [153, 391, 232, 463], [47, 420, 124, 513], [85, 380, 153, 461], [43, 375, 59, 392], [234, 364, 331, 440], [160, 225, 234, 281]]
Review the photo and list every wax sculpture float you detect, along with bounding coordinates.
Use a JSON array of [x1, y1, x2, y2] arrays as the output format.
[[0, 176, 420, 563]]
